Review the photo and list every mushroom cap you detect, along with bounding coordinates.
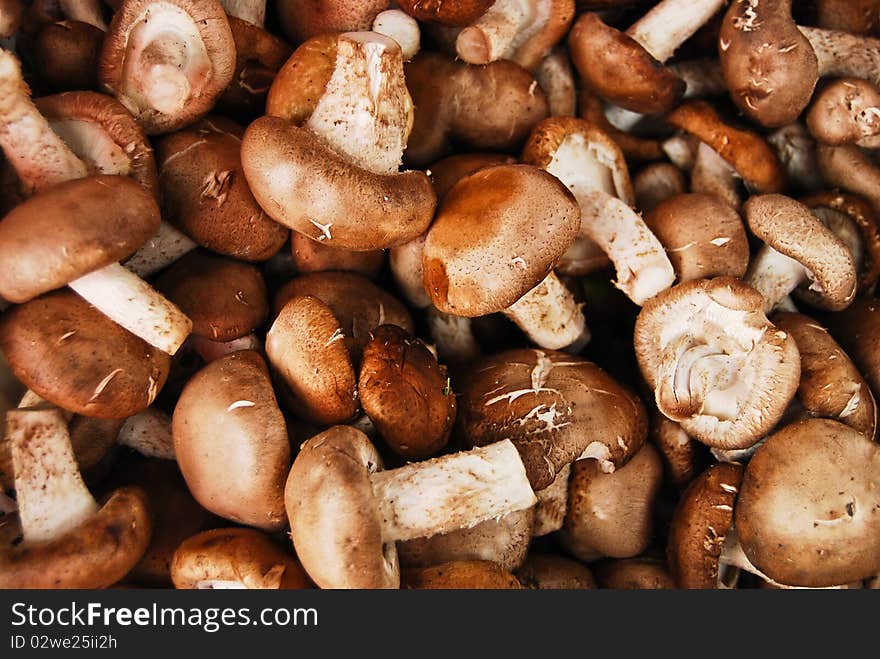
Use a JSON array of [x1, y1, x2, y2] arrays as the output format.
[[428, 152, 517, 200], [633, 162, 687, 214], [634, 277, 801, 449], [401, 560, 521, 589], [457, 348, 647, 490], [290, 231, 385, 279], [737, 418, 880, 587], [397, 0, 493, 26], [241, 116, 436, 251], [285, 425, 399, 589], [172, 351, 290, 531], [0, 486, 152, 588], [32, 20, 103, 92], [359, 324, 456, 460], [649, 412, 705, 491], [156, 119, 288, 262], [265, 33, 337, 126], [667, 461, 743, 589], [0, 175, 159, 303], [745, 194, 857, 311], [568, 12, 684, 114], [644, 193, 750, 282], [0, 290, 170, 418], [807, 78, 880, 149], [516, 553, 596, 589], [277, 0, 390, 42], [826, 297, 880, 399], [423, 164, 580, 317], [594, 557, 675, 589], [155, 250, 268, 342], [171, 527, 312, 589], [559, 443, 663, 561]]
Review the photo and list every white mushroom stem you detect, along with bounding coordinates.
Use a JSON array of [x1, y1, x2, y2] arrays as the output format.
[[456, 0, 546, 64], [532, 462, 569, 537], [662, 134, 699, 170], [768, 123, 823, 194], [504, 272, 590, 351], [535, 49, 576, 117], [370, 439, 536, 543], [372, 9, 420, 61], [745, 246, 812, 314], [800, 27, 880, 89], [59, 0, 107, 31], [0, 50, 88, 193], [6, 406, 97, 544], [604, 104, 645, 132], [68, 262, 193, 355], [711, 436, 767, 463], [123, 221, 198, 278], [426, 306, 481, 367], [390, 235, 431, 309], [626, 0, 726, 63], [117, 407, 175, 460], [190, 333, 262, 364], [670, 58, 727, 99], [219, 0, 266, 28], [306, 32, 412, 175], [691, 141, 741, 209]]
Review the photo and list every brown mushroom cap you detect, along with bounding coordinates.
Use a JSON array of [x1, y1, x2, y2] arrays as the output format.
[[516, 553, 596, 589], [0, 290, 170, 418], [31, 21, 103, 92], [633, 162, 687, 214], [155, 250, 268, 342], [0, 175, 159, 303], [277, 0, 389, 42], [171, 527, 312, 589], [594, 557, 676, 589], [428, 152, 518, 200], [402, 560, 522, 589], [359, 324, 456, 460], [172, 351, 290, 531], [826, 297, 880, 400], [290, 231, 384, 279], [649, 411, 705, 491], [667, 461, 743, 589], [423, 164, 579, 317], [156, 118, 288, 262], [807, 78, 880, 149], [285, 425, 399, 589], [398, 0, 493, 26], [568, 12, 684, 115], [736, 418, 880, 587], [265, 33, 337, 126], [577, 88, 664, 163], [644, 193, 750, 282], [457, 348, 647, 490]]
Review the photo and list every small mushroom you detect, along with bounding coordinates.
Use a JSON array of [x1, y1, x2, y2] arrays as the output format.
[[633, 162, 687, 214], [276, 0, 389, 42], [401, 560, 522, 589], [807, 78, 880, 148], [516, 553, 596, 589], [372, 9, 420, 61], [291, 232, 384, 280], [594, 557, 675, 589]]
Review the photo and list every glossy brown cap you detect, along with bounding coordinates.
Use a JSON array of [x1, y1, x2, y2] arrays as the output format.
[[516, 554, 596, 589], [265, 33, 337, 126], [277, 0, 389, 42], [402, 560, 521, 589], [398, 0, 492, 25]]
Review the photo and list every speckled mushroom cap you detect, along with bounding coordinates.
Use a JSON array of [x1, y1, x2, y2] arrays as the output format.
[[172, 351, 290, 531], [171, 527, 312, 589], [156, 117, 288, 262], [401, 560, 521, 589], [516, 553, 596, 589], [277, 0, 389, 42], [826, 297, 880, 399], [457, 348, 647, 490], [422, 164, 580, 317], [0, 290, 170, 418], [265, 33, 337, 126], [428, 152, 517, 200], [634, 278, 801, 449], [397, 0, 492, 26], [155, 250, 268, 342], [806, 78, 880, 149], [736, 418, 880, 587], [285, 425, 400, 589], [667, 461, 743, 589], [0, 175, 159, 303]]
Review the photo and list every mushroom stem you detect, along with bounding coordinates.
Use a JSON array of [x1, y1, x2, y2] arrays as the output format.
[[800, 27, 880, 89], [532, 462, 569, 536], [745, 246, 810, 314], [626, 0, 725, 63], [189, 333, 262, 364], [58, 0, 107, 31], [133, 34, 192, 116], [123, 221, 198, 278], [670, 58, 727, 99], [503, 272, 590, 351], [219, 0, 266, 28], [426, 307, 481, 367], [604, 104, 645, 132], [370, 439, 536, 543], [0, 50, 89, 193], [117, 407, 174, 460], [691, 141, 741, 210], [456, 0, 539, 65], [372, 9, 421, 61], [535, 48, 576, 117], [67, 262, 193, 355], [6, 406, 98, 544]]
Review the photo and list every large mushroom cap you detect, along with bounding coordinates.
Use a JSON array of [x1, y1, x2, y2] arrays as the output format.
[[0, 175, 159, 303], [736, 418, 880, 587]]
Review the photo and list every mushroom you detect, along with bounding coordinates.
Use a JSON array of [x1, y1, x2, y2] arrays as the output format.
[[516, 553, 596, 589], [594, 557, 675, 589], [423, 164, 587, 351], [577, 89, 664, 163], [535, 47, 576, 117], [31, 20, 104, 92], [372, 9, 420, 61], [172, 527, 311, 589], [0, 404, 151, 588], [649, 411, 705, 491], [806, 78, 880, 148], [219, 0, 265, 28], [189, 332, 261, 365], [800, 27, 880, 90], [633, 162, 686, 214], [767, 123, 824, 195], [456, 348, 647, 490], [743, 194, 857, 314], [264, 32, 337, 126], [172, 351, 290, 531], [276, 0, 389, 42], [811, 0, 880, 34], [291, 232, 384, 280], [123, 221, 198, 279], [825, 297, 880, 400], [690, 141, 743, 210], [816, 144, 880, 215], [0, 0, 23, 38], [401, 560, 522, 589], [397, 0, 493, 26], [117, 407, 175, 460], [532, 462, 570, 536], [99, 0, 236, 134], [634, 277, 801, 450], [285, 426, 536, 588]]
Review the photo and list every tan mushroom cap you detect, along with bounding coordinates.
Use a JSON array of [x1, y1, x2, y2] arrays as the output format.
[[359, 324, 456, 460], [285, 425, 399, 589], [667, 461, 743, 589], [157, 118, 288, 262], [0, 175, 159, 303], [402, 560, 522, 589], [568, 12, 684, 115], [594, 557, 676, 589], [241, 116, 435, 251], [0, 290, 170, 418], [277, 0, 389, 42], [457, 349, 647, 490], [634, 278, 801, 449], [428, 152, 517, 200], [423, 164, 579, 317], [649, 411, 705, 491], [171, 527, 312, 589], [666, 101, 786, 194], [155, 250, 268, 342], [745, 194, 857, 311], [736, 418, 880, 587], [265, 33, 337, 126], [559, 443, 663, 561], [644, 193, 750, 282], [397, 0, 492, 26], [826, 297, 880, 399], [291, 231, 384, 279], [516, 553, 596, 589], [807, 78, 880, 149], [172, 351, 290, 531], [773, 312, 877, 440], [633, 162, 687, 214]]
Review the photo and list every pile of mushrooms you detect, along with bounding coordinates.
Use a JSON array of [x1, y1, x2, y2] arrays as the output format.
[[1, 0, 879, 590]]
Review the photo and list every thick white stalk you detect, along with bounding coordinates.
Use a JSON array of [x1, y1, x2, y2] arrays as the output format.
[[456, 0, 535, 64], [426, 307, 481, 366], [504, 272, 590, 351], [745, 246, 809, 314], [627, 0, 726, 63], [373, 9, 420, 61], [117, 407, 175, 460], [123, 221, 198, 278], [220, 0, 266, 28]]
